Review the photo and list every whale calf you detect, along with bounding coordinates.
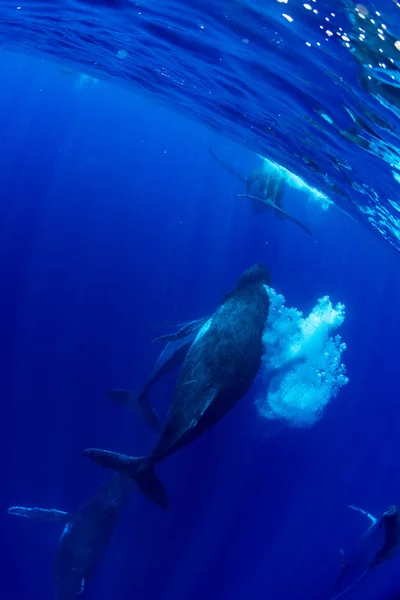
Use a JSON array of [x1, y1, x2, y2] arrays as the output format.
[[85, 263, 271, 509]]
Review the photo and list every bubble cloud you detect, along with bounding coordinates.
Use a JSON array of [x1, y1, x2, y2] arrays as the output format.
[[257, 286, 349, 427]]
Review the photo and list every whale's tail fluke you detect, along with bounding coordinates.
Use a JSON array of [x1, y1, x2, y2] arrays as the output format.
[[83, 448, 168, 510]]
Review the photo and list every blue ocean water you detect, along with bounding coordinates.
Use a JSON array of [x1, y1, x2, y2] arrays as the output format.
[[1, 1, 400, 599]]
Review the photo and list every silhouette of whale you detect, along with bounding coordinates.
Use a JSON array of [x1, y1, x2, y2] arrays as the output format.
[[84, 263, 271, 509], [8, 473, 132, 599]]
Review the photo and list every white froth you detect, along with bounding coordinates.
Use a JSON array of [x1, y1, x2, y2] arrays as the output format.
[[257, 286, 348, 427]]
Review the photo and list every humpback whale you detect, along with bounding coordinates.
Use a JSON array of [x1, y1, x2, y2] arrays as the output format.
[[8, 473, 132, 599], [107, 316, 210, 433], [330, 504, 400, 600], [209, 148, 313, 235], [84, 264, 271, 509]]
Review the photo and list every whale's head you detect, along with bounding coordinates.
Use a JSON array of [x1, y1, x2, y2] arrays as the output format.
[[236, 263, 271, 290]]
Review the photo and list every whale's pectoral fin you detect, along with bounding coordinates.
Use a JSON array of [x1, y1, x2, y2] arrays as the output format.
[[330, 567, 370, 600], [8, 506, 70, 524], [152, 316, 210, 344], [152, 332, 182, 343], [79, 578, 85, 595], [106, 389, 161, 433], [209, 148, 247, 184], [348, 505, 381, 544], [237, 194, 313, 236], [338, 548, 346, 567], [348, 505, 378, 526], [188, 388, 219, 430]]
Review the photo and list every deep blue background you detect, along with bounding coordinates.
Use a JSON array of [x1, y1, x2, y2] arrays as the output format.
[[1, 52, 400, 600]]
